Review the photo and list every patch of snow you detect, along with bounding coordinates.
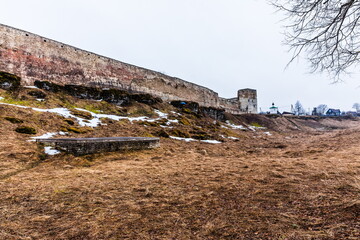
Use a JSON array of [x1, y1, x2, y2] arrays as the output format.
[[220, 135, 239, 140], [154, 109, 168, 118], [44, 146, 61, 155], [74, 108, 93, 113], [167, 119, 179, 124], [0, 104, 102, 127], [75, 108, 149, 125], [31, 132, 59, 139], [160, 125, 173, 129], [248, 126, 256, 132], [0, 102, 181, 128], [39, 108, 100, 127], [24, 86, 39, 89], [170, 136, 222, 144], [0, 97, 3, 100], [228, 136, 239, 140], [170, 111, 181, 116], [248, 125, 267, 131], [170, 136, 197, 142], [29, 131, 68, 142], [200, 140, 222, 144], [225, 121, 246, 130], [36, 99, 45, 102], [0, 102, 29, 109], [264, 132, 272, 136]]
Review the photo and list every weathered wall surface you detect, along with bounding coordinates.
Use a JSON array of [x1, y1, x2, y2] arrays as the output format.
[[0, 23, 256, 113], [238, 89, 257, 114], [37, 137, 160, 156], [219, 98, 240, 115]]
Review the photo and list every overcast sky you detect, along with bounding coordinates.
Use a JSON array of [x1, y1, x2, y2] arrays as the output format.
[[1, 0, 359, 112]]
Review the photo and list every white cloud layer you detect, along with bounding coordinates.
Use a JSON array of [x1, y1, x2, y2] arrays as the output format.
[[1, 0, 359, 112]]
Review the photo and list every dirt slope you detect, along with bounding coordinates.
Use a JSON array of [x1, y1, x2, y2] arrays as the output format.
[[0, 86, 359, 239]]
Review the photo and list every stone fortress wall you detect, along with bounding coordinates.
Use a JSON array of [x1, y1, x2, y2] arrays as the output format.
[[0, 23, 257, 114]]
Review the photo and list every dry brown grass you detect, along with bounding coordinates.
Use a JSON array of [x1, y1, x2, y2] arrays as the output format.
[[0, 90, 359, 239], [0, 127, 359, 239]]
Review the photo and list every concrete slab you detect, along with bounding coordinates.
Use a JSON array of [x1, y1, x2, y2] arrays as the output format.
[[37, 137, 160, 156]]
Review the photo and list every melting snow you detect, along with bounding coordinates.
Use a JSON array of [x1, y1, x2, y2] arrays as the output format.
[[200, 140, 222, 144], [29, 131, 68, 142], [31, 131, 67, 140], [228, 136, 239, 140], [167, 119, 179, 124], [154, 109, 168, 118], [0, 100, 181, 128], [170, 136, 222, 144], [170, 136, 197, 142], [170, 111, 181, 116], [160, 125, 173, 129], [248, 126, 266, 131], [24, 86, 39, 89], [225, 121, 246, 130], [44, 146, 61, 155], [220, 135, 239, 140]]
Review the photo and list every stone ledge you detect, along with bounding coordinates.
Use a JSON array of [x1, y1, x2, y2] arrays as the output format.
[[37, 137, 160, 156]]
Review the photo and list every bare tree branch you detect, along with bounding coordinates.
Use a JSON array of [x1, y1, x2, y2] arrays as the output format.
[[272, 0, 360, 80]]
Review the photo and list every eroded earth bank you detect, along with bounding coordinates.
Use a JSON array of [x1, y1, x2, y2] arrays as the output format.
[[0, 74, 359, 239]]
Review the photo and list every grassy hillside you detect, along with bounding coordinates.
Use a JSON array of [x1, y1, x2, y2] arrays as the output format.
[[0, 73, 359, 239]]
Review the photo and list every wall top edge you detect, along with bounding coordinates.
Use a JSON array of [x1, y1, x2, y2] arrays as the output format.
[[0, 23, 219, 95]]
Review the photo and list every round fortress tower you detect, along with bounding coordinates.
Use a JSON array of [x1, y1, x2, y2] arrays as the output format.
[[238, 89, 257, 114]]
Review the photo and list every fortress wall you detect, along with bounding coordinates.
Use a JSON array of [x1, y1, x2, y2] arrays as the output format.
[[219, 98, 241, 114], [0, 24, 220, 108]]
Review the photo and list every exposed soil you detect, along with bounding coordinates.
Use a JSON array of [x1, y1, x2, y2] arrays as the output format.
[[0, 88, 359, 239]]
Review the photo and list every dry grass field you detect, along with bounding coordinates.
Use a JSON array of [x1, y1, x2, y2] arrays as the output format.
[[0, 87, 359, 239]]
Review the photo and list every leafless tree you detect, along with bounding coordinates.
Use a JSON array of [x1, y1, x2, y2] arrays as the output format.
[[316, 104, 328, 115], [272, 0, 360, 79], [294, 100, 305, 115], [353, 102, 360, 112]]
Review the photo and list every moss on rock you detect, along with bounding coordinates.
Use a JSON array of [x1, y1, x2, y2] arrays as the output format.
[[64, 119, 75, 125], [190, 130, 212, 140], [69, 109, 93, 120], [66, 126, 93, 134], [5, 117, 24, 124], [137, 121, 161, 127], [250, 122, 263, 128], [15, 126, 37, 134], [155, 130, 170, 138], [0, 72, 21, 91], [27, 90, 47, 99], [169, 129, 190, 138], [179, 117, 191, 126]]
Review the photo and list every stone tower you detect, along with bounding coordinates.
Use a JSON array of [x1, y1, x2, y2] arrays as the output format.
[[238, 89, 257, 114]]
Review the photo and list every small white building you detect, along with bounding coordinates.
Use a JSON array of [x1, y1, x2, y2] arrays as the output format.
[[269, 103, 278, 114]]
